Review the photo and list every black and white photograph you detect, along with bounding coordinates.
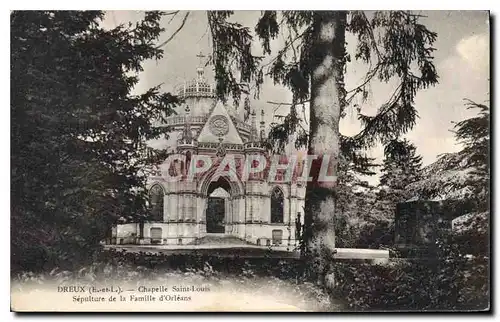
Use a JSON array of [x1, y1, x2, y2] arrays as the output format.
[[10, 9, 490, 312]]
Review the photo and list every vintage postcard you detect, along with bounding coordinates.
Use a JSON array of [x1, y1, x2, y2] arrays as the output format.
[[10, 10, 490, 312]]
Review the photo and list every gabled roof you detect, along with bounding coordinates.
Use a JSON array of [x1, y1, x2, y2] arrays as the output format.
[[197, 101, 244, 145]]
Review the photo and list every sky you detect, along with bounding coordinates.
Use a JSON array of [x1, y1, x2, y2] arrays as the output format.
[[101, 10, 490, 183]]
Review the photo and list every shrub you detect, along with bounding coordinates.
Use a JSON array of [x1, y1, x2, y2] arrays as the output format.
[[333, 238, 489, 311]]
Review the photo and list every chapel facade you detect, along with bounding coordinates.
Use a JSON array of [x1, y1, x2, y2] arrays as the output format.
[[111, 59, 306, 249]]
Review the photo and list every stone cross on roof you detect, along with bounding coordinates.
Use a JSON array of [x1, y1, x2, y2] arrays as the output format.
[[196, 51, 206, 66], [196, 51, 207, 79]]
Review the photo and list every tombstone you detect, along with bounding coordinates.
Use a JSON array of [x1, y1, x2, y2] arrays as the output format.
[[395, 200, 462, 258]]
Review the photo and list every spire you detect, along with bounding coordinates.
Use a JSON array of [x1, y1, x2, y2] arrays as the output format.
[[181, 105, 193, 144], [260, 109, 266, 140], [250, 109, 258, 142], [196, 51, 206, 79]]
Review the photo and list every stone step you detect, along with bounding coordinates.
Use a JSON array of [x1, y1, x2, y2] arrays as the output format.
[[190, 235, 252, 246]]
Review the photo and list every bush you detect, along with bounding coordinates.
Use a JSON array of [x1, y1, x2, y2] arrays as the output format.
[[333, 238, 489, 311]]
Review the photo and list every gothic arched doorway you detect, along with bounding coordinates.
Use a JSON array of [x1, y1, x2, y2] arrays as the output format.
[[206, 177, 231, 233]]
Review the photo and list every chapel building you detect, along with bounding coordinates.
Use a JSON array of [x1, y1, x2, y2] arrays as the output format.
[[111, 59, 306, 249]]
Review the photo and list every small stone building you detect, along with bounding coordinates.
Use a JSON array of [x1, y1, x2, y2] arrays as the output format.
[[394, 200, 469, 256]]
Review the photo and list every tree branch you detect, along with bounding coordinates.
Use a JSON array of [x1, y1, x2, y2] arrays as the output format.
[[267, 99, 309, 106], [360, 12, 382, 61], [261, 28, 308, 70], [156, 11, 190, 49]]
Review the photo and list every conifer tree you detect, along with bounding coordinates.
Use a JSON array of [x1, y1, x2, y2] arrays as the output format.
[[379, 139, 423, 204], [11, 11, 178, 272], [409, 99, 490, 255]]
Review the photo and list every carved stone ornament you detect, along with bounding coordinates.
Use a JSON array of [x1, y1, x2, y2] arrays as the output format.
[[216, 143, 227, 158], [215, 138, 226, 158], [208, 115, 230, 137]]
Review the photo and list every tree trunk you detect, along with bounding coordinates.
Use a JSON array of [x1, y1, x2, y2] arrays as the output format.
[[302, 11, 346, 285]]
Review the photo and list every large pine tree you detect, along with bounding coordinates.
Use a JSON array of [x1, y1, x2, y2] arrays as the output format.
[[205, 10, 438, 281], [11, 11, 178, 272]]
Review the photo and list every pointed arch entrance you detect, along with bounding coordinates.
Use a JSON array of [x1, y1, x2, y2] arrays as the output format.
[[206, 178, 231, 233], [199, 167, 244, 235]]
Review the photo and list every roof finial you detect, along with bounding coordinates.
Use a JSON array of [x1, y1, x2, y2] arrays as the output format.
[[196, 51, 206, 79], [250, 109, 258, 142], [260, 109, 266, 140], [181, 105, 193, 144]]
